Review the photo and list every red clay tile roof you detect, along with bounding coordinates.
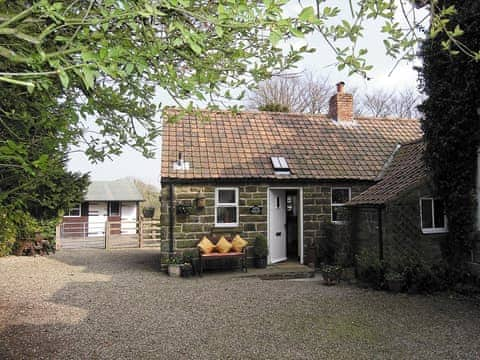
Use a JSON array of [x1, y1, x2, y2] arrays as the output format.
[[161, 109, 422, 181], [348, 139, 427, 205]]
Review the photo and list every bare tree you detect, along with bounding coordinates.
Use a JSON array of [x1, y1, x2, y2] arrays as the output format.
[[359, 88, 422, 118], [248, 73, 333, 114], [390, 88, 423, 118], [249, 74, 422, 119]]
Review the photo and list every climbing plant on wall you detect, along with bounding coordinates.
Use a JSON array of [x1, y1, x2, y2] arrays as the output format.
[[419, 0, 480, 265]]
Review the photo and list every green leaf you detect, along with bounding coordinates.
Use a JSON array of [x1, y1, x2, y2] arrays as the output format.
[[82, 67, 96, 89], [189, 41, 202, 55], [58, 70, 69, 88], [452, 25, 464, 37], [27, 83, 35, 94], [291, 28, 304, 38], [269, 30, 282, 46], [298, 7, 315, 21]]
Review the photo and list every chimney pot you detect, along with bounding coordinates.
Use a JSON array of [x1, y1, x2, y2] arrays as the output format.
[[336, 81, 345, 93]]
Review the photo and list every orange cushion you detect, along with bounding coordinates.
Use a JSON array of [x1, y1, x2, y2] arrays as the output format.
[[198, 236, 215, 254], [216, 236, 233, 253], [231, 234, 248, 252]]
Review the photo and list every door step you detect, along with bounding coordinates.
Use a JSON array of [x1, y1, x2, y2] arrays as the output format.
[[257, 270, 315, 280], [239, 263, 315, 280]]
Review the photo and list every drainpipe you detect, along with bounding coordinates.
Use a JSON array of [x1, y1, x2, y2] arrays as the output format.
[[377, 206, 384, 261], [169, 183, 175, 255]]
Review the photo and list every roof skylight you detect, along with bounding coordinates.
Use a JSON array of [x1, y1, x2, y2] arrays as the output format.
[[271, 156, 290, 175]]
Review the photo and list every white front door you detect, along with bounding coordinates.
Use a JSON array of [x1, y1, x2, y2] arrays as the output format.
[[121, 203, 137, 234], [269, 189, 287, 263], [88, 202, 108, 236]]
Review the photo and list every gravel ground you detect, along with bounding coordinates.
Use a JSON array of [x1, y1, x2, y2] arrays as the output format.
[[0, 249, 479, 360]]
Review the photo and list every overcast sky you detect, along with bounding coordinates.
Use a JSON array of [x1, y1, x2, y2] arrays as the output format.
[[68, 1, 422, 187]]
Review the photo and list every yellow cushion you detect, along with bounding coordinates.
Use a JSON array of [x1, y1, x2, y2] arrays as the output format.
[[198, 236, 215, 254], [216, 236, 233, 253], [231, 234, 248, 252]]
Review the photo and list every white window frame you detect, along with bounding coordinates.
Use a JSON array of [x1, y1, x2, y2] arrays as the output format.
[[65, 203, 81, 217], [215, 187, 239, 227], [331, 187, 351, 224], [420, 197, 448, 234]]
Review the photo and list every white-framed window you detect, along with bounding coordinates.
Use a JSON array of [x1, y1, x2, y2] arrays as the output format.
[[66, 204, 81, 217], [420, 197, 448, 234], [215, 188, 239, 227], [331, 187, 351, 223]]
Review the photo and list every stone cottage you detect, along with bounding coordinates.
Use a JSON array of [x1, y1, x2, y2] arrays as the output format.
[[159, 84, 422, 265]]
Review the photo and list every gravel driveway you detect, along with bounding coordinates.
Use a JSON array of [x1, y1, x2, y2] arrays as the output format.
[[1, 249, 479, 359]]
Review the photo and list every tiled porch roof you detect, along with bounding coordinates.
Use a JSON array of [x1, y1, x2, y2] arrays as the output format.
[[348, 139, 427, 206]]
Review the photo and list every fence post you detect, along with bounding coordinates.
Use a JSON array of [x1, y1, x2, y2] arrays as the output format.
[[139, 217, 144, 248], [55, 224, 61, 250], [105, 221, 111, 250]]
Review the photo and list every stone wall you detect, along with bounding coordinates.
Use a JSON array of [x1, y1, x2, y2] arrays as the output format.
[[160, 184, 268, 261], [303, 184, 369, 250], [160, 181, 371, 265], [352, 207, 379, 255]]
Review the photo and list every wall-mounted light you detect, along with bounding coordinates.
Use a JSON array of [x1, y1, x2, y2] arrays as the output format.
[[196, 192, 206, 209]]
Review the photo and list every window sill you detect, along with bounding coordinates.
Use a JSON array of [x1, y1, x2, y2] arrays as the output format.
[[213, 224, 240, 228], [212, 226, 242, 233], [421, 228, 448, 234]]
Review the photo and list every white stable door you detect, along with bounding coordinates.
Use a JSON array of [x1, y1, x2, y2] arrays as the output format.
[[88, 202, 108, 237], [121, 203, 137, 234], [269, 190, 287, 263]]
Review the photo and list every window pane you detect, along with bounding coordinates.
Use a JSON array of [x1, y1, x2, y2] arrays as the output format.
[[69, 207, 80, 216], [110, 202, 120, 216], [217, 207, 237, 224], [434, 200, 445, 228], [218, 190, 236, 204], [421, 199, 433, 228], [332, 189, 350, 204], [332, 206, 348, 222]]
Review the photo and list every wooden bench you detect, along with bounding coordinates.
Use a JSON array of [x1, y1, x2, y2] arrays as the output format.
[[197, 236, 248, 276]]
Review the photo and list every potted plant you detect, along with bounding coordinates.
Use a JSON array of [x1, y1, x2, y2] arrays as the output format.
[[182, 250, 198, 276], [142, 206, 155, 218], [321, 264, 343, 285], [254, 234, 268, 268], [181, 262, 193, 278], [165, 255, 183, 277], [385, 271, 405, 293]]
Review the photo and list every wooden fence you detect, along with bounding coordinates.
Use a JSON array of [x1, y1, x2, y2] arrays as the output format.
[[56, 218, 161, 250]]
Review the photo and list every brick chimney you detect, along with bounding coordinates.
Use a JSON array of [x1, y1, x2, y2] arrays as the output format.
[[329, 81, 354, 122]]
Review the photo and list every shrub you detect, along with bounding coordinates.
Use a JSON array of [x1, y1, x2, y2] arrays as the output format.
[[317, 222, 352, 266], [355, 249, 387, 289], [356, 249, 479, 294], [0, 208, 41, 257], [254, 234, 268, 258]]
